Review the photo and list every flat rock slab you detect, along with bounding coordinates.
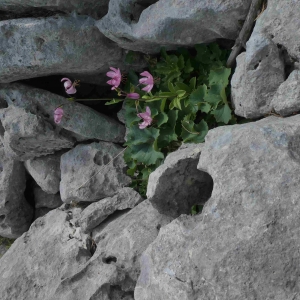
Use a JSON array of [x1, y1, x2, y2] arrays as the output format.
[[0, 14, 124, 83], [0, 105, 74, 160], [147, 143, 213, 218], [0, 147, 33, 238], [135, 115, 300, 299], [0, 0, 109, 19], [60, 142, 131, 203], [97, 0, 251, 53], [0, 83, 125, 143], [78, 187, 143, 233]]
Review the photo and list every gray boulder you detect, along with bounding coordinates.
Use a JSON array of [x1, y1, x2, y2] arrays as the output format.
[[78, 187, 143, 233], [0, 205, 91, 300], [0, 147, 33, 238], [97, 0, 251, 53], [0, 83, 125, 143], [25, 151, 64, 194], [34, 185, 63, 209], [231, 35, 285, 119], [136, 115, 300, 300], [0, 105, 74, 160], [147, 143, 213, 218], [60, 142, 131, 203], [0, 15, 124, 83], [0, 0, 109, 19], [34, 207, 53, 220]]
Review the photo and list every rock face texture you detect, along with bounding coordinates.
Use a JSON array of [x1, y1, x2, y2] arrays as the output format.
[[0, 83, 125, 143], [0, 0, 110, 19], [33, 186, 63, 209], [0, 206, 91, 300], [60, 142, 131, 203], [0, 15, 124, 83], [147, 143, 213, 218], [135, 115, 300, 300], [97, 0, 251, 53], [0, 147, 33, 238]]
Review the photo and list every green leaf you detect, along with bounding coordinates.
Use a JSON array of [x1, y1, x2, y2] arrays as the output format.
[[184, 59, 194, 73], [199, 102, 211, 113], [155, 111, 168, 127], [175, 82, 191, 93], [168, 82, 176, 93], [208, 68, 231, 88], [145, 97, 163, 102], [105, 98, 124, 106], [169, 96, 182, 110], [204, 85, 223, 105], [195, 44, 211, 64], [189, 85, 207, 106], [166, 70, 181, 82], [125, 51, 137, 64], [158, 91, 175, 97], [131, 143, 164, 165], [211, 103, 232, 124], [177, 55, 185, 70], [157, 110, 178, 148], [127, 70, 139, 86], [181, 119, 208, 143], [189, 77, 196, 90], [176, 90, 186, 97], [125, 102, 140, 126]]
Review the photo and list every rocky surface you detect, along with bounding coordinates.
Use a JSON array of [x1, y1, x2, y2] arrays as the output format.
[[97, 0, 251, 53], [0, 147, 33, 238], [34, 185, 63, 209], [25, 151, 64, 194], [60, 142, 131, 203], [78, 187, 143, 233], [0, 83, 126, 143], [0, 0, 109, 19], [135, 115, 300, 300], [147, 143, 213, 218]]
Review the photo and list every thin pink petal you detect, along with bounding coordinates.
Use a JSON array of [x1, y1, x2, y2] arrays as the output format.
[[110, 67, 118, 72], [61, 77, 71, 83], [139, 122, 148, 129], [142, 85, 153, 93], [66, 85, 77, 94], [140, 71, 151, 77], [106, 71, 116, 78], [146, 106, 151, 115]]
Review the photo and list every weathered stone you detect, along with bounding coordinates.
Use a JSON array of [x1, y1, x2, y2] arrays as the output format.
[[0, 15, 124, 83], [136, 115, 300, 299], [78, 187, 143, 233], [271, 70, 300, 116], [60, 142, 131, 203], [0, 0, 109, 19], [0, 105, 74, 160], [34, 207, 52, 220], [0, 83, 125, 143], [97, 0, 251, 53], [34, 185, 63, 209], [25, 151, 64, 194], [0, 147, 33, 238], [0, 206, 91, 300], [231, 35, 285, 119], [147, 143, 213, 218]]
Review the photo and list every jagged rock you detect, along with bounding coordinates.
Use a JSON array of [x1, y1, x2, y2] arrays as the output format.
[[34, 186, 63, 209], [0, 15, 125, 83], [0, 0, 109, 19], [0, 105, 74, 160], [0, 205, 91, 300], [78, 187, 143, 233], [231, 35, 285, 119], [25, 151, 64, 194], [97, 0, 251, 53], [135, 115, 300, 299], [60, 142, 131, 203], [147, 143, 213, 218], [50, 200, 173, 299], [0, 147, 33, 238], [271, 70, 300, 116], [0, 83, 125, 143]]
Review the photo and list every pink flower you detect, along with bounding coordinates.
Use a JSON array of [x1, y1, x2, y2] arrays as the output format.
[[54, 107, 64, 124], [139, 71, 154, 93], [126, 93, 140, 99], [61, 78, 77, 94], [106, 67, 122, 90], [137, 106, 152, 129]]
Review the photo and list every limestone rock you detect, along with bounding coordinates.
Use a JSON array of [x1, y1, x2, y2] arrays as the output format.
[[78, 187, 143, 233], [34, 186, 63, 209], [271, 70, 300, 116], [0, 206, 91, 300], [0, 147, 33, 238], [0, 0, 109, 19], [231, 35, 285, 119], [147, 143, 213, 218], [0, 83, 125, 143], [0, 105, 74, 160], [0, 15, 124, 83], [135, 115, 300, 299], [97, 0, 251, 53], [60, 142, 131, 203], [25, 151, 64, 194], [34, 207, 53, 220]]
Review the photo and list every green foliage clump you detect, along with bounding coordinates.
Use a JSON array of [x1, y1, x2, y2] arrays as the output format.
[[121, 44, 234, 197], [0, 236, 14, 257]]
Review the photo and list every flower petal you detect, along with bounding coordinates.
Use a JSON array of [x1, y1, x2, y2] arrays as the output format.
[[66, 85, 77, 94], [140, 71, 151, 77]]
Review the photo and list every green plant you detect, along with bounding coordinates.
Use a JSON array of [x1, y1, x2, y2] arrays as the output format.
[[0, 236, 14, 255]]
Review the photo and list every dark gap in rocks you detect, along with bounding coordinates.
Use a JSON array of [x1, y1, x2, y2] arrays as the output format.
[[23, 171, 36, 214], [0, 215, 5, 222], [277, 44, 298, 80], [130, 0, 159, 24], [109, 285, 134, 299], [254, 63, 259, 70], [102, 255, 117, 264], [0, 120, 5, 137], [0, 8, 66, 21]]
